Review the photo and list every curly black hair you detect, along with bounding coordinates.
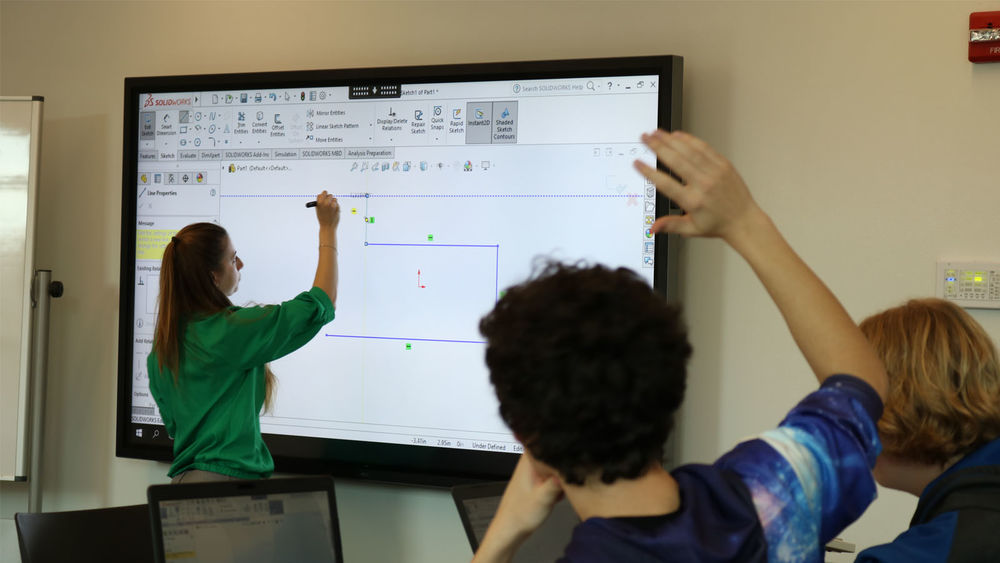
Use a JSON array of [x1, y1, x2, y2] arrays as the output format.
[[480, 261, 691, 485]]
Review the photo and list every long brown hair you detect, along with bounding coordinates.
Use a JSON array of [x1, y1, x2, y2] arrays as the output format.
[[154, 222, 276, 411], [860, 298, 1000, 465]]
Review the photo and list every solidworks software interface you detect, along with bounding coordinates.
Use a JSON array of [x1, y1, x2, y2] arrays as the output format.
[[131, 75, 659, 454]]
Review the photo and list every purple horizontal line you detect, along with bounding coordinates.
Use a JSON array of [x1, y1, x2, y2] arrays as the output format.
[[325, 334, 485, 344], [367, 243, 498, 248], [363, 194, 638, 198], [221, 194, 639, 198]]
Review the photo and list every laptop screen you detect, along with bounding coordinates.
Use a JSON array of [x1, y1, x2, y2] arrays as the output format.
[[458, 492, 504, 547], [452, 481, 579, 561], [149, 477, 341, 563]]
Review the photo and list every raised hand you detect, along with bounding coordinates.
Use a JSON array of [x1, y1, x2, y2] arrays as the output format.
[[634, 130, 762, 243], [314, 190, 341, 229]]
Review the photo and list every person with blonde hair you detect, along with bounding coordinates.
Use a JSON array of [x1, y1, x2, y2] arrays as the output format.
[[856, 298, 1000, 562]]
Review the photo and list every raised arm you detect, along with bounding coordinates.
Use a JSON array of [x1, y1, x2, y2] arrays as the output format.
[[312, 190, 340, 306], [635, 130, 887, 400]]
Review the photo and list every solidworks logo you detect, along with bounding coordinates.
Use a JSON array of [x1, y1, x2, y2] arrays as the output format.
[[143, 94, 192, 108]]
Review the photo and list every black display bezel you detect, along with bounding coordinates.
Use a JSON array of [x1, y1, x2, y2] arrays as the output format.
[[116, 55, 683, 486]]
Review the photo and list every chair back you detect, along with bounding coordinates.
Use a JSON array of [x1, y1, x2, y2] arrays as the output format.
[[14, 504, 153, 563]]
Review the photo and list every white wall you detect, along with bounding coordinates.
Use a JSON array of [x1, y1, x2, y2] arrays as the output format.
[[2, 1, 998, 561]]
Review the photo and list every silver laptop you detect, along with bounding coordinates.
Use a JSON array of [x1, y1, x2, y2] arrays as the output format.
[[148, 476, 342, 563]]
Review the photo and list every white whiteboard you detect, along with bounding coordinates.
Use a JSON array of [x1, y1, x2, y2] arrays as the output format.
[[0, 97, 42, 481]]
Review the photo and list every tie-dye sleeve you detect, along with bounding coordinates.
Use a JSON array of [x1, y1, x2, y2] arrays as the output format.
[[714, 375, 883, 563]]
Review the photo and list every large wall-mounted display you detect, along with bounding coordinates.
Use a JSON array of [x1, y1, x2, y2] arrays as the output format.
[[117, 56, 683, 485]]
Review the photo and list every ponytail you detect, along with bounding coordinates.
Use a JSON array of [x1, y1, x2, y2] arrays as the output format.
[[154, 240, 182, 377], [153, 223, 232, 379]]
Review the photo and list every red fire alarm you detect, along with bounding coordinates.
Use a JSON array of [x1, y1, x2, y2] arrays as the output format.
[[969, 11, 1000, 63]]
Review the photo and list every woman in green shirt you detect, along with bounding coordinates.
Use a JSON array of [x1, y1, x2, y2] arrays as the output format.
[[148, 191, 340, 483]]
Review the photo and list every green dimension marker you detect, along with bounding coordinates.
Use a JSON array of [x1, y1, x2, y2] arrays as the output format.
[[405, 343, 412, 350], [427, 234, 434, 241], [369, 216, 375, 223]]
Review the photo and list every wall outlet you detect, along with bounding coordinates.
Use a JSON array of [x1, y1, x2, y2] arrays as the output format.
[[936, 261, 1000, 309]]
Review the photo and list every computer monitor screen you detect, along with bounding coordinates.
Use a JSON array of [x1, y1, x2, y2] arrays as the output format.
[[118, 56, 683, 484], [148, 477, 341, 563]]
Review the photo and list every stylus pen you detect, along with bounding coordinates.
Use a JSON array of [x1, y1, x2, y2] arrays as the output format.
[[305, 201, 317, 208]]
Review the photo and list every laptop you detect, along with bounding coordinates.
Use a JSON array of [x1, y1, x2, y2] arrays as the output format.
[[148, 476, 343, 563], [452, 480, 579, 562]]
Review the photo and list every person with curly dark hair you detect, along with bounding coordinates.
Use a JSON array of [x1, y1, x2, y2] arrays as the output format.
[[482, 261, 690, 488], [472, 130, 889, 563]]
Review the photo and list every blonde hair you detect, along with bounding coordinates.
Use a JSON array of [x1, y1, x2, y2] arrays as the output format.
[[859, 298, 1000, 465]]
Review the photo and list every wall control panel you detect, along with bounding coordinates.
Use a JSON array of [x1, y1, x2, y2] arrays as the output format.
[[937, 261, 1000, 309]]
